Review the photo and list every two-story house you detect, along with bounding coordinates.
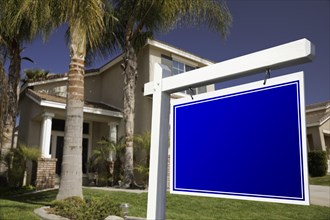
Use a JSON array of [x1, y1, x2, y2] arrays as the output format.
[[17, 39, 215, 186]]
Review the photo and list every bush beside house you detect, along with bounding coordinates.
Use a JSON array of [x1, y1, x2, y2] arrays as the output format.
[[308, 151, 328, 177]]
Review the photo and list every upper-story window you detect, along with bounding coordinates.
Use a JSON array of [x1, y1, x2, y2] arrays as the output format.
[[161, 55, 207, 95], [172, 60, 206, 95], [172, 60, 195, 75]]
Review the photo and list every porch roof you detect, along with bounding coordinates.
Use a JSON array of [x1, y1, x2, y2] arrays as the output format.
[[306, 111, 330, 127], [26, 89, 123, 118]]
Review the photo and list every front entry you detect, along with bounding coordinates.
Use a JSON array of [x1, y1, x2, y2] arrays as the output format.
[[55, 136, 64, 175], [51, 134, 89, 175]]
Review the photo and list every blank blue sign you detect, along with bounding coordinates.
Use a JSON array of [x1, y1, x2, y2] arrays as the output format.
[[171, 72, 309, 205]]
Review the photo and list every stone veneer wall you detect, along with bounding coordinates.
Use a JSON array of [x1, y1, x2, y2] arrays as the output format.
[[35, 158, 57, 190]]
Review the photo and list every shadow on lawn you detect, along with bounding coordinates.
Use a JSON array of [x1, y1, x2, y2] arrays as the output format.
[[0, 187, 58, 206]]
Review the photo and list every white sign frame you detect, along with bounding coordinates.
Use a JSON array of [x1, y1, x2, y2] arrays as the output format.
[[170, 72, 309, 206]]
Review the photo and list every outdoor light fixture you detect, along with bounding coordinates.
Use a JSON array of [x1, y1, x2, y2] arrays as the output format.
[[120, 203, 129, 219]]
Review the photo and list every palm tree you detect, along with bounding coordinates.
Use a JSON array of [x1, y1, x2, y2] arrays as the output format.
[[105, 0, 232, 188], [0, 43, 8, 149], [90, 138, 125, 186], [54, 0, 109, 200], [23, 68, 49, 83], [0, 0, 53, 171]]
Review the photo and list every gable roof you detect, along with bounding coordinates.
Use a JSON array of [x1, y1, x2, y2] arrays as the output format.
[[20, 39, 215, 91], [26, 89, 123, 118], [306, 100, 330, 112], [306, 100, 330, 127]]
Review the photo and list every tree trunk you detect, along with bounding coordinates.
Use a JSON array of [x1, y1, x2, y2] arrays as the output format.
[[56, 25, 86, 200], [0, 40, 20, 173], [122, 41, 137, 188], [0, 48, 9, 173], [0, 47, 7, 146]]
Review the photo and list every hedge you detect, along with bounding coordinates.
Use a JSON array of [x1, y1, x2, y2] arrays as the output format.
[[308, 151, 328, 177]]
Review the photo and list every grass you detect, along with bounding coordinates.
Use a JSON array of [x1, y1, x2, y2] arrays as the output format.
[[309, 174, 330, 186], [0, 187, 329, 220], [0, 189, 57, 220]]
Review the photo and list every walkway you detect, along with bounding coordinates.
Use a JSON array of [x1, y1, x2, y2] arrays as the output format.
[[309, 185, 330, 207]]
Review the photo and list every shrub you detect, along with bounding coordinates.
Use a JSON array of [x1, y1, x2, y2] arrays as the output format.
[[308, 151, 328, 177], [51, 196, 121, 220], [0, 143, 40, 187], [51, 197, 86, 220]]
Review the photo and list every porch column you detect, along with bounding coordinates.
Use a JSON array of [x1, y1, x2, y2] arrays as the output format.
[[108, 122, 118, 143], [39, 112, 54, 158]]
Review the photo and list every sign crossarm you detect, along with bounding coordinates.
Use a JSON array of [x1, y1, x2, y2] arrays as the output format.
[[144, 38, 314, 96]]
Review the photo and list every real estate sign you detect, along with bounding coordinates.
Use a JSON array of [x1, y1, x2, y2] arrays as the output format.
[[171, 72, 309, 205]]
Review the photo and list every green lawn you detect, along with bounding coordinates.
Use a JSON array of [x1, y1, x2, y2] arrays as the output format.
[[0, 187, 329, 220], [309, 174, 330, 186]]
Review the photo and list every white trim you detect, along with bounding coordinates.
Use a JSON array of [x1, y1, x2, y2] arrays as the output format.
[[306, 105, 330, 113], [99, 101, 123, 112], [99, 55, 123, 73], [26, 93, 123, 118], [171, 54, 198, 67], [83, 106, 123, 118], [84, 71, 100, 77], [323, 129, 330, 135], [84, 55, 123, 77], [148, 39, 214, 66]]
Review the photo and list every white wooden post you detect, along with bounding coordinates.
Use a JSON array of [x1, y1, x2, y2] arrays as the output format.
[[146, 64, 171, 220]]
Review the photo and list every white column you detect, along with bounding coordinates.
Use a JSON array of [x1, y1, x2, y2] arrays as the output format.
[[39, 112, 54, 158], [108, 122, 118, 143]]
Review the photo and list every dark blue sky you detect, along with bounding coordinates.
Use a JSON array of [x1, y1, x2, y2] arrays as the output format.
[[20, 0, 329, 105]]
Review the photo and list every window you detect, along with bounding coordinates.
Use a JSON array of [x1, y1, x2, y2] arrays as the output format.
[[172, 60, 194, 75], [172, 60, 206, 94]]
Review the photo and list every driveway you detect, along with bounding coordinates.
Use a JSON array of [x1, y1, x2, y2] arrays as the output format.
[[310, 185, 330, 207]]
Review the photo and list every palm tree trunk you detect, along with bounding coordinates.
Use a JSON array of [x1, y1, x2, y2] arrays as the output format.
[[0, 48, 9, 173], [56, 25, 86, 200], [1, 40, 20, 166], [0, 48, 6, 145], [122, 41, 137, 188]]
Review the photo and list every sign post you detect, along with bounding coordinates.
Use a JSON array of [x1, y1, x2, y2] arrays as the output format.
[[145, 39, 315, 220]]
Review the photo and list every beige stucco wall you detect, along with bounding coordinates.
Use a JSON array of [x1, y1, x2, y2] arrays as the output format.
[[18, 96, 43, 147], [85, 74, 102, 102], [134, 46, 152, 135], [307, 120, 330, 152], [99, 62, 124, 110], [307, 127, 321, 150], [33, 80, 67, 97], [91, 121, 109, 149]]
